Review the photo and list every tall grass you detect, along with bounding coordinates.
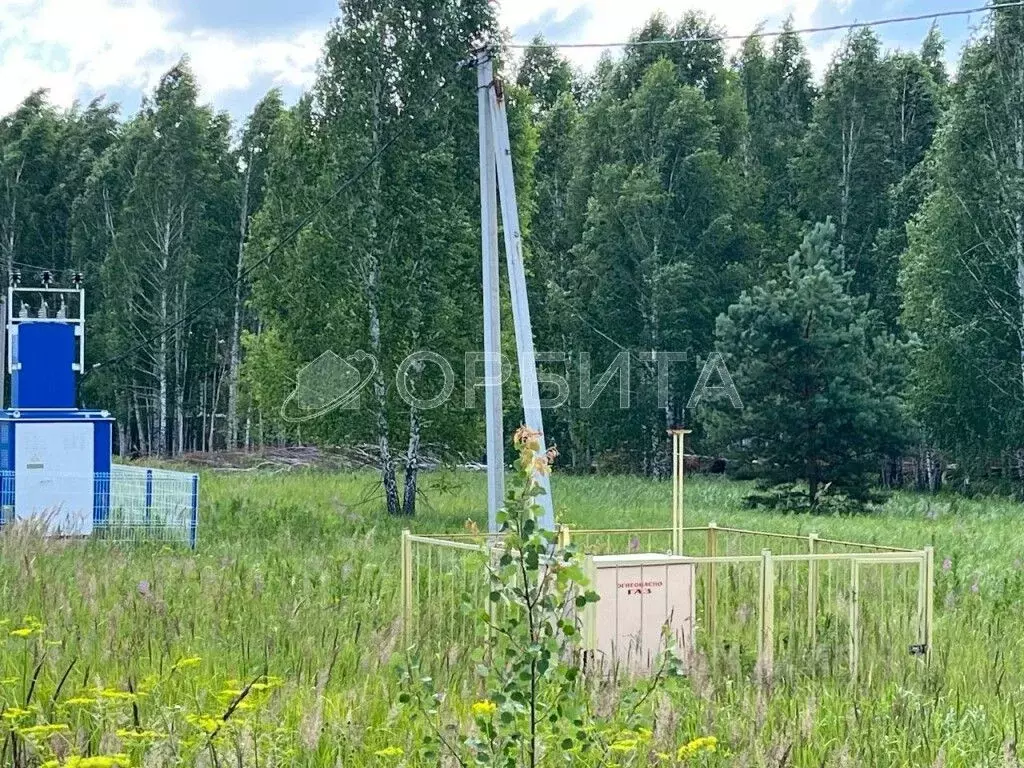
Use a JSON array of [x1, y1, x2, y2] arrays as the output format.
[[0, 470, 1022, 766]]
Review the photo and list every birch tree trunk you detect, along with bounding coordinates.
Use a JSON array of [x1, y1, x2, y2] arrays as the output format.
[[366, 249, 399, 515], [402, 408, 421, 516], [364, 71, 400, 515], [173, 281, 188, 456], [1014, 92, 1024, 401], [1, 162, 22, 285], [227, 161, 251, 449], [157, 280, 168, 455], [133, 390, 148, 456], [199, 378, 207, 452], [209, 355, 225, 451], [839, 114, 860, 253]]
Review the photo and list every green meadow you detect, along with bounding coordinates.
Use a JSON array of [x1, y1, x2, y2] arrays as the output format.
[[1, 470, 1022, 766]]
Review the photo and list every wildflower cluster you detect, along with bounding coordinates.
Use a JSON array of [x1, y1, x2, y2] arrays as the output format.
[[0, 656, 287, 768], [676, 736, 718, 761], [8, 615, 43, 638], [609, 727, 654, 752], [41, 755, 131, 768]]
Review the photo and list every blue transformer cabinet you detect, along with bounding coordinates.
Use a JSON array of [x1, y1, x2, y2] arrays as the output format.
[[0, 284, 113, 535], [11, 322, 77, 408]]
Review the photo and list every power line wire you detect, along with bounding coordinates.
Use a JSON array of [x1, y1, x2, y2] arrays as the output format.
[[88, 75, 457, 375], [10, 259, 61, 274], [508, 1, 1023, 49]]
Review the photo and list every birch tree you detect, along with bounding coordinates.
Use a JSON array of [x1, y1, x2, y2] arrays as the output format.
[[84, 62, 235, 455], [227, 91, 283, 449], [245, 0, 495, 514], [901, 4, 1024, 487], [798, 30, 892, 287]]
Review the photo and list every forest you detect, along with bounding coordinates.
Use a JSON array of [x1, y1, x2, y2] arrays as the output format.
[[1, 0, 1022, 508]]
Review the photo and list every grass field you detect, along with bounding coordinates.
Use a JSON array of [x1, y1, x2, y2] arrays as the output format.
[[1, 469, 1023, 767]]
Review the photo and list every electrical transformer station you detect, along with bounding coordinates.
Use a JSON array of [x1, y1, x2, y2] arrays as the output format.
[[0, 272, 198, 546]]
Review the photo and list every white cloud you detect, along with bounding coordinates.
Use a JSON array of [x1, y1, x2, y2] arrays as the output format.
[[0, 0, 322, 114], [0, 0, 855, 118]]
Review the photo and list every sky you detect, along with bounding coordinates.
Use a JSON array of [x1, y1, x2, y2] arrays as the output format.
[[0, 0, 992, 123]]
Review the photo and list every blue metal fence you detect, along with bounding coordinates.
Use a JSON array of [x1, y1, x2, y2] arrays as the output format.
[[0, 464, 199, 547]]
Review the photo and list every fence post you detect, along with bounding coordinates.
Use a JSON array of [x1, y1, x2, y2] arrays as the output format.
[[582, 554, 598, 669], [557, 523, 571, 549], [706, 522, 718, 642], [144, 468, 153, 526], [757, 549, 774, 683], [188, 475, 198, 550], [849, 558, 860, 679], [807, 533, 819, 650], [924, 546, 934, 664], [401, 530, 413, 646]]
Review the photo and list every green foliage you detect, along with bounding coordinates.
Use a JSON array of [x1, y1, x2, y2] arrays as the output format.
[[243, 0, 494, 466], [706, 221, 911, 507], [736, 19, 816, 260], [900, 3, 1024, 489], [516, 39, 577, 115], [0, 2, 1019, 492], [796, 27, 945, 327]]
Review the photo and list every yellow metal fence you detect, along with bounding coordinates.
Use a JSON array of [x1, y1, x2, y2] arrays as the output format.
[[400, 525, 934, 683]]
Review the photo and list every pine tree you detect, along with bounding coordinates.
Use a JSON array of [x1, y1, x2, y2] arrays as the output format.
[[707, 221, 909, 507]]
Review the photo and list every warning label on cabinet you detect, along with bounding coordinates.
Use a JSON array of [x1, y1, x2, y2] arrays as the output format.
[[618, 579, 664, 596]]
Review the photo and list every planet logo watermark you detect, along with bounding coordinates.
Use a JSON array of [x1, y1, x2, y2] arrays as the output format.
[[280, 349, 742, 421]]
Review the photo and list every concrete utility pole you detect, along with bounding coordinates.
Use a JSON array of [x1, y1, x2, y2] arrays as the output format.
[[475, 49, 554, 532]]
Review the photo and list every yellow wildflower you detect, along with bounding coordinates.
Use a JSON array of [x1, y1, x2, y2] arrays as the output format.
[[117, 728, 163, 741], [17, 723, 69, 738], [610, 739, 638, 752], [171, 656, 202, 671], [42, 754, 132, 768], [470, 699, 497, 718], [513, 425, 542, 449], [137, 674, 159, 692], [637, 727, 653, 741], [63, 697, 96, 707], [2, 707, 32, 720], [186, 713, 220, 734], [9, 616, 43, 638], [676, 736, 718, 761], [249, 677, 282, 692], [374, 746, 404, 758], [0, 677, 18, 685]]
